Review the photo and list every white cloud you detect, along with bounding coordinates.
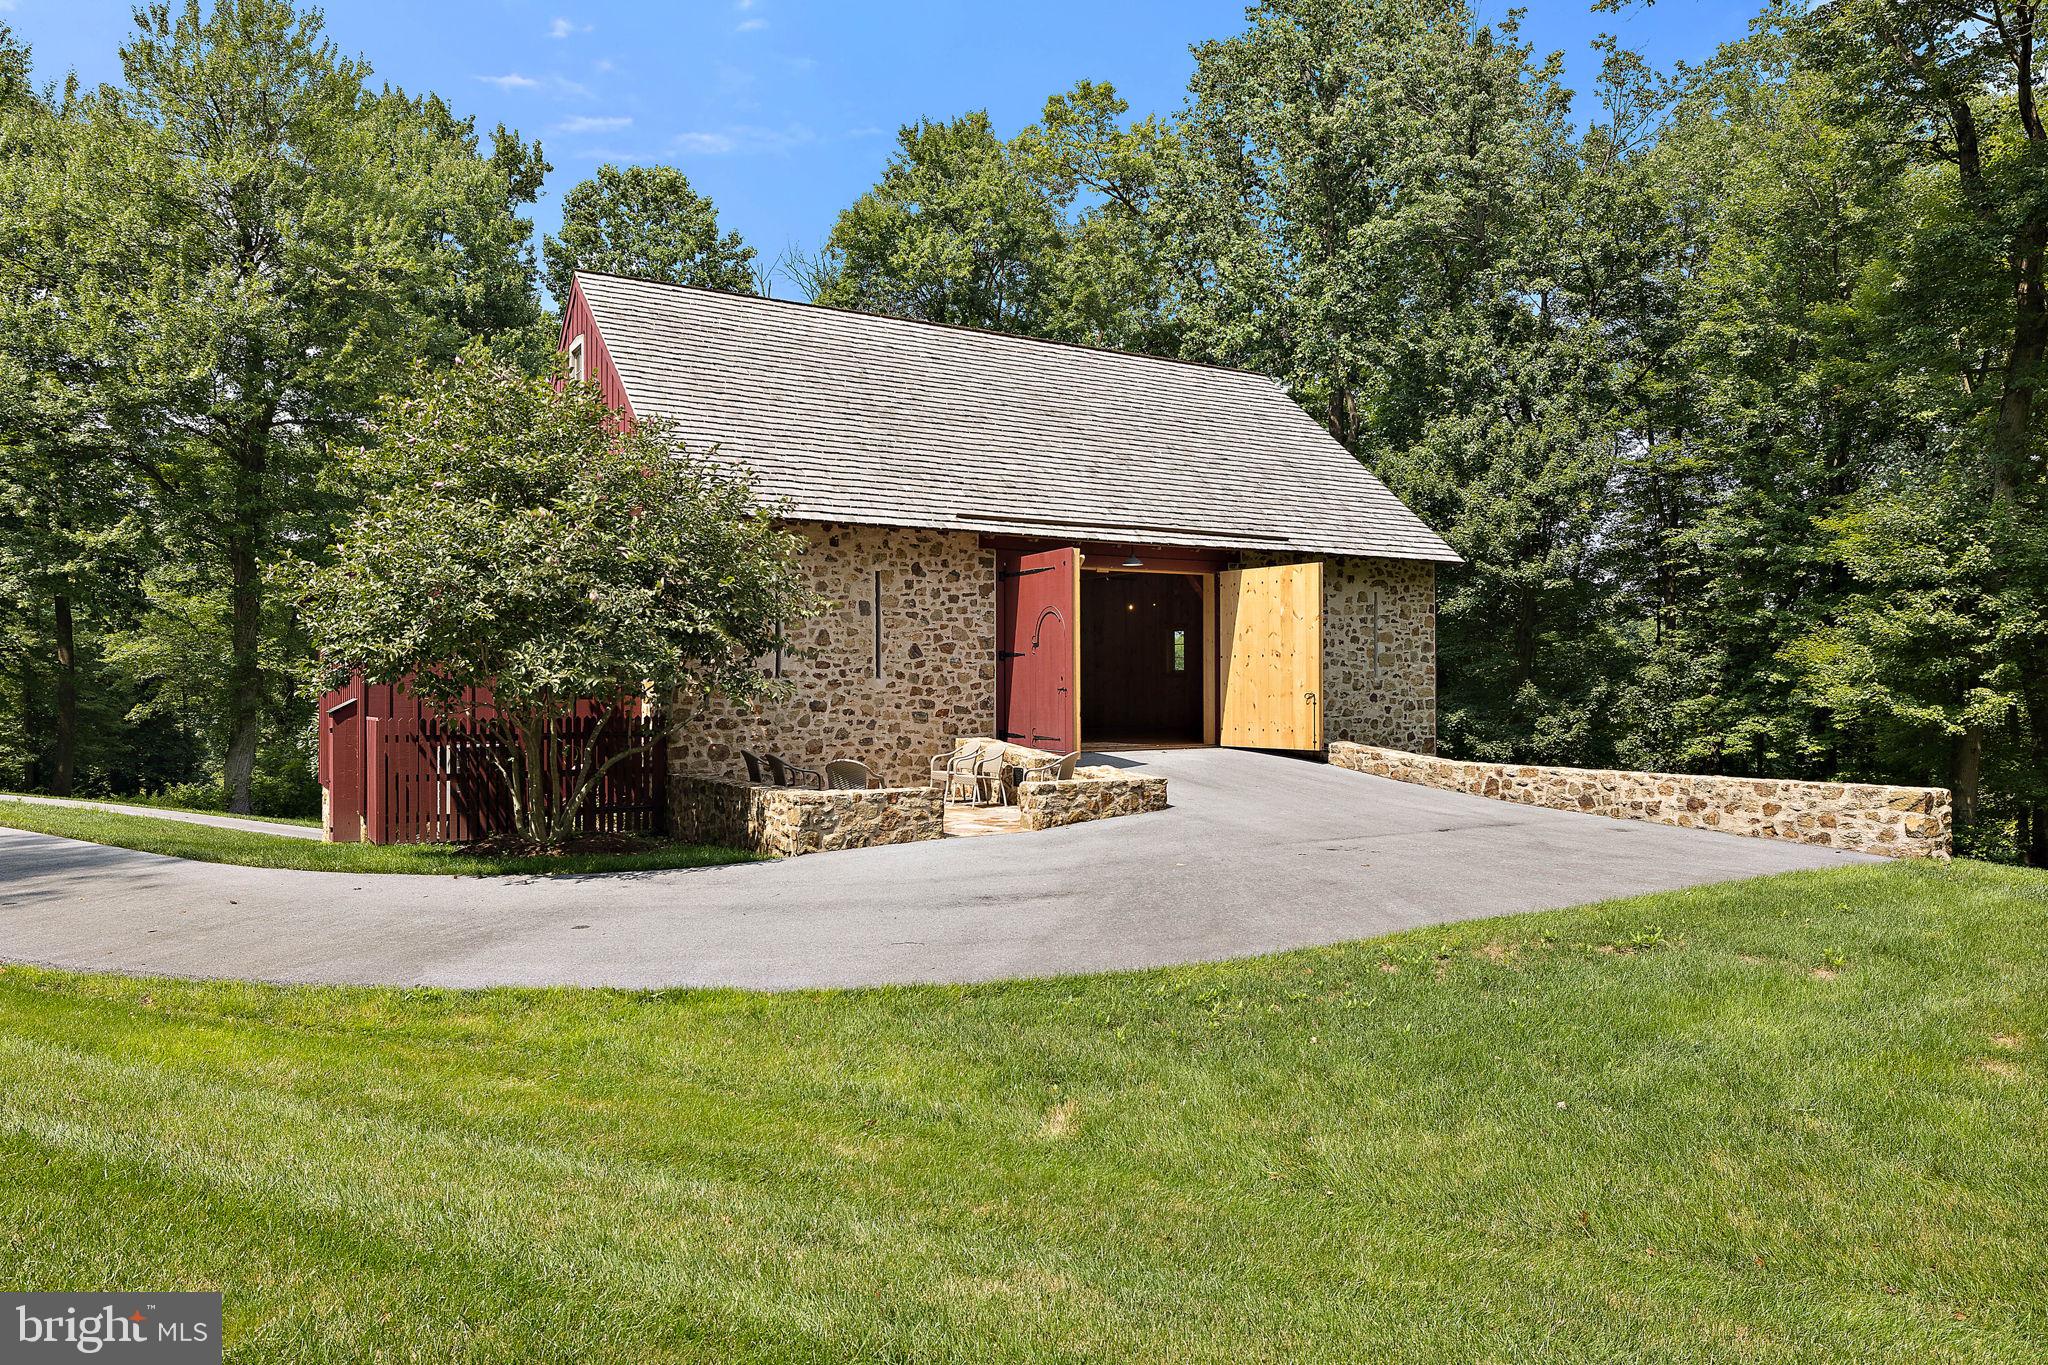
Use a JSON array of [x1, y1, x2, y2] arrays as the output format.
[[476, 72, 592, 99], [548, 18, 591, 39], [555, 115, 633, 134], [672, 124, 814, 156], [674, 131, 737, 155], [736, 16, 767, 31]]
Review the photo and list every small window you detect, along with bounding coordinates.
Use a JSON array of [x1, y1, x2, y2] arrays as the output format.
[[568, 334, 587, 383], [1172, 629, 1187, 672]]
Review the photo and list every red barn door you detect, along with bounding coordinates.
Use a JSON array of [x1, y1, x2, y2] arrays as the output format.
[[997, 548, 1081, 754]]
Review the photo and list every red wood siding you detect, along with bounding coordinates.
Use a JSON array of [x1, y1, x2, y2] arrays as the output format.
[[316, 676, 661, 844], [558, 276, 636, 420]]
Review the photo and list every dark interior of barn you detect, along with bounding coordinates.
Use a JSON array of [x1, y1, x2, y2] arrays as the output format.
[[1080, 571, 1205, 745]]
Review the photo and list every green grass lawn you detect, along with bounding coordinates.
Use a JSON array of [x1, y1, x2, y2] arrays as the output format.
[[2, 861, 2042, 1362], [0, 801, 758, 875], [0, 790, 325, 826]]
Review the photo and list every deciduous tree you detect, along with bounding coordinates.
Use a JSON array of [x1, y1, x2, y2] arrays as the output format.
[[13, 0, 546, 811], [288, 351, 816, 847], [541, 163, 757, 307]]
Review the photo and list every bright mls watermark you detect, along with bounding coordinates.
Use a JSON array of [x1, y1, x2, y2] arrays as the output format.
[[4, 1294, 220, 1362]]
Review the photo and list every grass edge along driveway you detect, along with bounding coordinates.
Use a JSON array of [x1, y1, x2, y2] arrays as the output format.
[[0, 801, 758, 875], [1, 860, 2042, 1362], [0, 789, 323, 827]]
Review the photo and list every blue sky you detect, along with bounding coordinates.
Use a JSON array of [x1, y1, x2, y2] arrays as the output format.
[[10, 1, 1760, 298]]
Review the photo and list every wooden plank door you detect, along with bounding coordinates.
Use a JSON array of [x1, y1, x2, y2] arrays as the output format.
[[327, 696, 363, 842], [997, 547, 1082, 753], [1216, 562, 1323, 751]]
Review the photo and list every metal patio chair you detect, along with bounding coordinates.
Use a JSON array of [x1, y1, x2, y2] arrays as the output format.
[[1018, 751, 1080, 786], [930, 741, 983, 803], [739, 749, 768, 784], [766, 753, 822, 788], [824, 759, 876, 791], [972, 747, 1013, 806]]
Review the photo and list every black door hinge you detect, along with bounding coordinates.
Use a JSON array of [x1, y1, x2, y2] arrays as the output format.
[[997, 649, 1024, 659], [999, 565, 1056, 580]]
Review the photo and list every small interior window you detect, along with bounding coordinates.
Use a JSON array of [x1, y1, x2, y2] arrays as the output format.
[[1172, 629, 1187, 672]]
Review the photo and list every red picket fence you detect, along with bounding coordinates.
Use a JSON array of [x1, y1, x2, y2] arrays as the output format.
[[319, 676, 665, 845]]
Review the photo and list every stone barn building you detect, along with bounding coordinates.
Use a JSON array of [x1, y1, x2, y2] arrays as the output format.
[[560, 271, 1459, 787]]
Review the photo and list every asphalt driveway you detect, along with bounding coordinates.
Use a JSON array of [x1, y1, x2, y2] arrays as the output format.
[[0, 747, 1878, 990]]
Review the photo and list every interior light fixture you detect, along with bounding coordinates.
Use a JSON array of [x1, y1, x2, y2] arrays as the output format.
[[1122, 550, 1144, 568]]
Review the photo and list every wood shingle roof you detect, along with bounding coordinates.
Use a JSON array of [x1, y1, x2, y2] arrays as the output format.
[[576, 271, 1460, 563]]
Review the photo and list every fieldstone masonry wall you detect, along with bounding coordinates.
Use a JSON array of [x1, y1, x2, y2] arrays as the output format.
[[1019, 773, 1170, 830], [946, 737, 1171, 830], [669, 522, 996, 788], [1322, 556, 1437, 754], [1330, 742, 1951, 859], [1241, 553, 1438, 754], [670, 772, 942, 857]]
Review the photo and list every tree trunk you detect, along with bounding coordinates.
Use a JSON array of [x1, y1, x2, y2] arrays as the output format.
[[2026, 680, 2048, 866], [1992, 221, 2046, 500], [52, 590, 77, 798], [221, 528, 265, 814], [1950, 725, 1982, 833], [520, 723, 549, 846]]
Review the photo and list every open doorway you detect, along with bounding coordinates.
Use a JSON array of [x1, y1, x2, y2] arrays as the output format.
[[1082, 570, 1206, 745]]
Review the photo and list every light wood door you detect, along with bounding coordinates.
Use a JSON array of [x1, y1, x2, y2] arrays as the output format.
[[1216, 562, 1323, 751]]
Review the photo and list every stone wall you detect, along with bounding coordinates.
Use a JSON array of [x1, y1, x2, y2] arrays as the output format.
[[1239, 552, 1438, 754], [669, 521, 996, 789], [944, 736, 1172, 831], [670, 772, 943, 857], [1321, 556, 1437, 754], [1329, 742, 1951, 859], [1018, 772, 1170, 830]]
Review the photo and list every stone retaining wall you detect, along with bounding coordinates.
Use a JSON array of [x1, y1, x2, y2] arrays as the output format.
[[948, 737, 1172, 831], [1329, 743, 1950, 859], [670, 772, 943, 858], [1019, 772, 1171, 830]]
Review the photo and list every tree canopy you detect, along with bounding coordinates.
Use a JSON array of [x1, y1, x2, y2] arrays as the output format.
[[811, 86, 1176, 349], [0, 0, 545, 811], [287, 352, 814, 845], [542, 163, 758, 306]]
